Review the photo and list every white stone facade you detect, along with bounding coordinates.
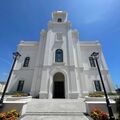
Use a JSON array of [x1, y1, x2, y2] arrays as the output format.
[[7, 11, 115, 99], [0, 82, 5, 93]]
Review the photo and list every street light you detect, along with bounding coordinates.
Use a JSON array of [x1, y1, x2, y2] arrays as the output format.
[[91, 52, 115, 120], [0, 52, 21, 107]]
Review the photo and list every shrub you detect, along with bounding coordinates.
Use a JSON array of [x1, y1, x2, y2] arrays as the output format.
[[0, 109, 19, 120], [11, 91, 29, 97], [107, 92, 117, 96], [89, 92, 104, 97], [90, 108, 108, 120]]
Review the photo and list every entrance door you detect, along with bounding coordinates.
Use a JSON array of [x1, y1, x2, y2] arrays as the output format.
[[53, 81, 65, 98], [53, 72, 65, 98]]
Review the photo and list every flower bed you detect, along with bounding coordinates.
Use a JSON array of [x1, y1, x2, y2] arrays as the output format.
[[88, 92, 104, 97], [0, 109, 19, 120], [11, 91, 29, 97], [90, 108, 108, 120]]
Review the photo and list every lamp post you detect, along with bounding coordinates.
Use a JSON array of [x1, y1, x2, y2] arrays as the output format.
[[91, 52, 115, 120], [0, 52, 21, 107]]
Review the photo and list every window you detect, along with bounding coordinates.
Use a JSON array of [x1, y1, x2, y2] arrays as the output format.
[[89, 57, 96, 67], [55, 49, 63, 62], [94, 80, 102, 91], [57, 18, 62, 22], [17, 80, 24, 91], [23, 57, 30, 67]]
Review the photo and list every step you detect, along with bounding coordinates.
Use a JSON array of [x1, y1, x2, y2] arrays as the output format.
[[20, 115, 89, 120], [20, 98, 88, 120]]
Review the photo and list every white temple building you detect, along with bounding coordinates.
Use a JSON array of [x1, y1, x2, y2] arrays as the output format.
[[7, 11, 115, 99]]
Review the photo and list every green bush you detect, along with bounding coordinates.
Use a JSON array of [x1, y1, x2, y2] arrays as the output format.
[[11, 91, 29, 97], [107, 92, 117, 96], [89, 92, 104, 97]]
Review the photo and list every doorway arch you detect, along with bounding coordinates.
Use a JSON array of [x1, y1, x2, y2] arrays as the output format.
[[53, 72, 65, 98]]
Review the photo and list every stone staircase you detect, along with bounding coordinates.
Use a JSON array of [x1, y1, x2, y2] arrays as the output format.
[[20, 98, 90, 120]]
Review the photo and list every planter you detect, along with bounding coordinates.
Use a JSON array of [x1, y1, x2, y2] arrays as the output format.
[[6, 96, 32, 101]]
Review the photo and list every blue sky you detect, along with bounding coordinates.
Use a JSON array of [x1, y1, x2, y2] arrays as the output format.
[[0, 0, 120, 88]]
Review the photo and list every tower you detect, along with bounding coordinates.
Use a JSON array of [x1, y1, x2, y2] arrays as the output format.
[[30, 11, 81, 99]]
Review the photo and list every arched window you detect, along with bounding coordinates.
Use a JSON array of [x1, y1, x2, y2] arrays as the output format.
[[57, 18, 62, 22], [23, 57, 30, 67], [55, 49, 63, 62]]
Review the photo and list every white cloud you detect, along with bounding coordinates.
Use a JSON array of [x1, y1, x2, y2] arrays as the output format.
[[83, 15, 104, 24], [0, 57, 11, 65], [3, 72, 8, 76]]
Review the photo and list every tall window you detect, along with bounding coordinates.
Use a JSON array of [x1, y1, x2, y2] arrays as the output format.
[[89, 57, 96, 67], [55, 49, 63, 62], [23, 57, 30, 67], [94, 80, 102, 91], [17, 80, 24, 91], [57, 18, 62, 22]]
